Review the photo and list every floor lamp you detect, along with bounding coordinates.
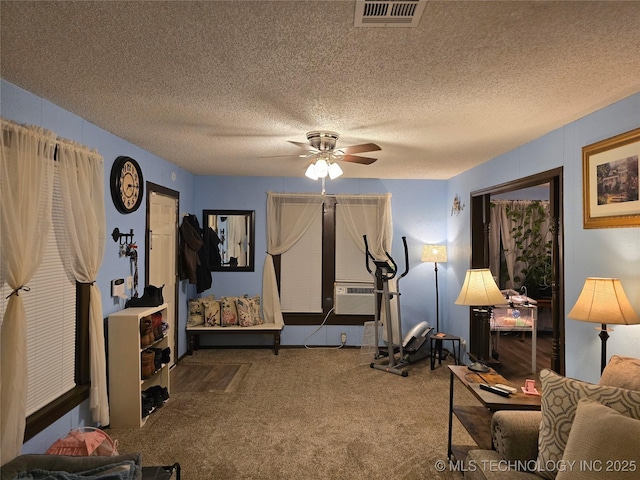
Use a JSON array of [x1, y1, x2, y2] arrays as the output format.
[[421, 245, 447, 333], [568, 277, 640, 374], [455, 268, 508, 372]]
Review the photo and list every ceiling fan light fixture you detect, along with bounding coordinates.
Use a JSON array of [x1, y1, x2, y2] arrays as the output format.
[[328, 162, 343, 179], [315, 158, 329, 178], [305, 163, 319, 180]]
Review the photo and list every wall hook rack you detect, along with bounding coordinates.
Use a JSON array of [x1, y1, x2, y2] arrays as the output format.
[[112, 227, 134, 245]]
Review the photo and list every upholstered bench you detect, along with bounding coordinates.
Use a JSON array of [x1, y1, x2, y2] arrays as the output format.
[[186, 323, 283, 355], [187, 295, 283, 355]]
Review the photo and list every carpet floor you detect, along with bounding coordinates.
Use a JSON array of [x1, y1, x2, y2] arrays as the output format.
[[108, 348, 474, 479]]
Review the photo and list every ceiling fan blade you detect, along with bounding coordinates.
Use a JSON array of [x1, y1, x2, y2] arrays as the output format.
[[288, 140, 318, 152], [338, 143, 381, 155], [258, 154, 306, 159], [340, 155, 377, 165]]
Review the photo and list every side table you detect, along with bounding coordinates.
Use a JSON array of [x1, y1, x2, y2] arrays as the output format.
[[447, 365, 541, 462], [430, 333, 461, 370]]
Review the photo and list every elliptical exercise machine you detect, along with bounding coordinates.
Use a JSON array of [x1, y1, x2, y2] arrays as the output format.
[[364, 235, 432, 377]]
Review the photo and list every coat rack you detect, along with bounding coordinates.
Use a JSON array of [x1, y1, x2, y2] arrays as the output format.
[[112, 227, 134, 245]]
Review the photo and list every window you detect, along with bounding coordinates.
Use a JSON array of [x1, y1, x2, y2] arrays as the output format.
[[0, 172, 90, 441], [279, 203, 323, 313], [275, 195, 391, 325]]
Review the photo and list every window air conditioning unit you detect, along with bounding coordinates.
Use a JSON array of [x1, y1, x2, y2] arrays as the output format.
[[334, 282, 375, 315]]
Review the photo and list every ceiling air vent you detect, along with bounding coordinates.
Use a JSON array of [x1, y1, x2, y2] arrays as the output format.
[[354, 0, 427, 28]]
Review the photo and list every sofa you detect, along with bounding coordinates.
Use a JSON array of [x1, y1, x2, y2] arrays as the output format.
[[464, 355, 640, 480], [0, 453, 142, 480], [1, 453, 179, 480]]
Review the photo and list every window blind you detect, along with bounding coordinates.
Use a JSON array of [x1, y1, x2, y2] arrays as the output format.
[[279, 205, 323, 313], [0, 182, 76, 416]]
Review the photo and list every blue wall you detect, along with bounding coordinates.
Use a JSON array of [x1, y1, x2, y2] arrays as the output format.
[[1, 79, 199, 453], [192, 176, 448, 346], [446, 93, 640, 385], [2, 77, 639, 453]]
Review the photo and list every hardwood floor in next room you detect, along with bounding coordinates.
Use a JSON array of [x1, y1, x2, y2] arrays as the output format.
[[491, 331, 553, 388]]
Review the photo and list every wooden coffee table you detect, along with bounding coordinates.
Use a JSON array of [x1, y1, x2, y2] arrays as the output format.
[[447, 365, 541, 462]]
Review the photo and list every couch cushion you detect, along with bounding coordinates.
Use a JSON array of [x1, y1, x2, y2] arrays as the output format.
[[491, 410, 541, 463], [599, 355, 640, 391], [556, 398, 640, 480], [536, 368, 640, 479]]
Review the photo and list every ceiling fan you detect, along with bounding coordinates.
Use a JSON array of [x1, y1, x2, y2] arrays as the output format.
[[287, 131, 381, 165], [269, 131, 381, 181]]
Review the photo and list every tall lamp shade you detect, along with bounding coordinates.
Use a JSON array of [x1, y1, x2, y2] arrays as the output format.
[[422, 245, 447, 333], [568, 277, 640, 373], [421, 245, 447, 264], [455, 269, 507, 307], [455, 269, 507, 370]]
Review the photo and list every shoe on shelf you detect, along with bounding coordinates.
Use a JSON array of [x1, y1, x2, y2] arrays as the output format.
[[141, 350, 156, 379], [126, 285, 164, 309], [139, 317, 153, 348]]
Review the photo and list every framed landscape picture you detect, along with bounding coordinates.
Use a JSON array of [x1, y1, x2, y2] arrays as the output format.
[[582, 127, 640, 228]]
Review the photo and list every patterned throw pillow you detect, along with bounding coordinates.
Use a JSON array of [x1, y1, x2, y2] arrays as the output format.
[[248, 295, 264, 325], [536, 368, 640, 479], [237, 296, 254, 327], [187, 298, 204, 327], [202, 298, 221, 326], [221, 297, 239, 326], [556, 398, 640, 480]]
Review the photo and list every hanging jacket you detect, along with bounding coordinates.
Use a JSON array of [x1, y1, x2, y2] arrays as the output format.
[[179, 215, 203, 284]]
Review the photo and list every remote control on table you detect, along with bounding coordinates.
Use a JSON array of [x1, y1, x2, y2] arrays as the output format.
[[479, 383, 512, 397], [494, 384, 518, 394]]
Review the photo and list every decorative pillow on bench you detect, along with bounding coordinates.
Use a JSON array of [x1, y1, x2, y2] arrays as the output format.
[[221, 296, 239, 326], [188, 297, 205, 327], [237, 295, 263, 327], [189, 295, 263, 327], [188, 295, 218, 326], [202, 297, 221, 326]]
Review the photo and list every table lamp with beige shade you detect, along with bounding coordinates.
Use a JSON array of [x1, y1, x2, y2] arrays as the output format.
[[568, 277, 640, 374], [455, 268, 508, 372]]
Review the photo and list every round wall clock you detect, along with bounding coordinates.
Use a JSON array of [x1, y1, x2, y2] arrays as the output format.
[[110, 156, 144, 214]]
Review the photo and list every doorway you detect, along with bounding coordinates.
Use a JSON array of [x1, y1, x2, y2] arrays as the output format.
[[470, 168, 565, 378], [146, 183, 179, 367]]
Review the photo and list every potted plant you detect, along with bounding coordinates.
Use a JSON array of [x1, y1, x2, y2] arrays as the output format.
[[505, 200, 553, 299]]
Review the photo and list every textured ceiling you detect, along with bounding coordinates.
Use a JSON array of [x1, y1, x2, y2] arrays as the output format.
[[2, 1, 640, 179]]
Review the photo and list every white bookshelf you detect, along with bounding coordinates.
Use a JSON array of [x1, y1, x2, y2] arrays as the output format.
[[108, 303, 170, 428]]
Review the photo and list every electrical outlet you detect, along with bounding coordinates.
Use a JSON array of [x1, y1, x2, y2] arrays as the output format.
[[341, 332, 347, 344], [126, 276, 133, 290]]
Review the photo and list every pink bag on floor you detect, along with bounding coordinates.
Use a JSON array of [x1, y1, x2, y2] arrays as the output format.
[[45, 427, 119, 456]]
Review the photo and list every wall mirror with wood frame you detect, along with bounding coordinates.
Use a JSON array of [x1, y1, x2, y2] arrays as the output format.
[[202, 209, 255, 272]]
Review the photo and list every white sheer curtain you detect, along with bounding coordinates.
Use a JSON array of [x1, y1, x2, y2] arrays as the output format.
[[56, 139, 108, 426], [262, 192, 324, 325], [1, 119, 57, 461], [334, 194, 393, 260], [335, 194, 398, 338]]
